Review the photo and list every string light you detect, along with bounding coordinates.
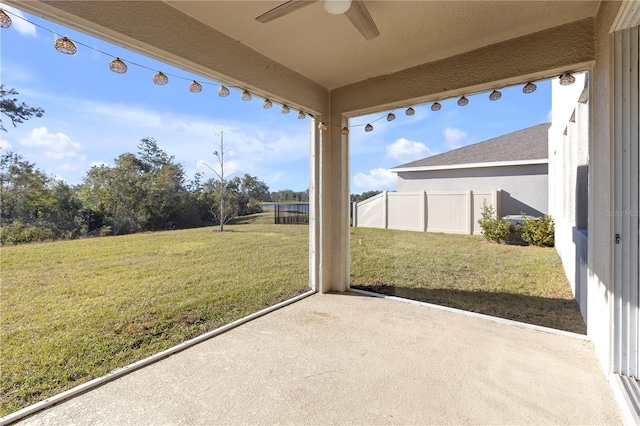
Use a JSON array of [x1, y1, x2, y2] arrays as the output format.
[[54, 36, 76, 55], [189, 80, 202, 93], [281, 105, 290, 114], [218, 85, 230, 97], [386, 113, 396, 122], [523, 82, 537, 93], [241, 90, 252, 101], [297, 111, 306, 119], [365, 124, 374, 132], [0, 9, 12, 28], [559, 72, 576, 85], [457, 96, 469, 106], [319, 122, 328, 131], [405, 107, 415, 116], [109, 57, 127, 74], [489, 90, 502, 101], [263, 99, 273, 108], [431, 102, 441, 111], [341, 127, 350, 135], [152, 71, 168, 85]]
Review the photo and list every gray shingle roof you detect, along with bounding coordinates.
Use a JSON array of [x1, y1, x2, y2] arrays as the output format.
[[391, 123, 550, 170]]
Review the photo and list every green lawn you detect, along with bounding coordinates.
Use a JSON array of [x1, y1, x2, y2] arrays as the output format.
[[0, 224, 309, 416], [350, 227, 586, 334], [1, 224, 584, 416]]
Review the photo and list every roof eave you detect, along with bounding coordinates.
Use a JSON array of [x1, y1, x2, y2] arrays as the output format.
[[389, 158, 549, 173]]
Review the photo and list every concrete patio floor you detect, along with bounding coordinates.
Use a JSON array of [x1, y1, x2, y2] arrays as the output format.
[[16, 292, 621, 425]]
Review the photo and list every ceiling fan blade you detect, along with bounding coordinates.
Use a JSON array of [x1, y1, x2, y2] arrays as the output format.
[[256, 0, 318, 23], [345, 0, 379, 40]]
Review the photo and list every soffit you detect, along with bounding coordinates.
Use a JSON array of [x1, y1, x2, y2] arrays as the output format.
[[164, 1, 600, 89]]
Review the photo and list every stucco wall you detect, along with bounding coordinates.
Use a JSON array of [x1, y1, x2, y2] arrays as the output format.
[[549, 74, 589, 321], [396, 164, 548, 217], [588, 0, 620, 373]]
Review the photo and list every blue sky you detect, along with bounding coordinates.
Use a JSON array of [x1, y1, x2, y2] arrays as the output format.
[[0, 4, 551, 193]]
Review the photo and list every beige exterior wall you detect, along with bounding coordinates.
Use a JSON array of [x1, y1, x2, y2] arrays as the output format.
[[549, 74, 589, 321], [587, 0, 620, 373], [397, 164, 548, 217]]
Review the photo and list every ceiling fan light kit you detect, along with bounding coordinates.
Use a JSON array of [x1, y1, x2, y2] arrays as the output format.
[[324, 0, 351, 15], [256, 0, 379, 40]]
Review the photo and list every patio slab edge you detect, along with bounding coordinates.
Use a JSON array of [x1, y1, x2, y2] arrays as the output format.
[[348, 287, 590, 340], [0, 289, 316, 426]]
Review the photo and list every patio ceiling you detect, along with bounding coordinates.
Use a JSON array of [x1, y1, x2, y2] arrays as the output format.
[[165, 0, 600, 90]]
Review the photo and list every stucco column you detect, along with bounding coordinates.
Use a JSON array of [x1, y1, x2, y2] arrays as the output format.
[[318, 112, 350, 293]]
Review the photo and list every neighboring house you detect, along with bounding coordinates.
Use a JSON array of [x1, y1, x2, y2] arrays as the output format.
[[390, 123, 550, 217]]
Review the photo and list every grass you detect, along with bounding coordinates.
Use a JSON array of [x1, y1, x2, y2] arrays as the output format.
[[350, 227, 586, 334], [1, 223, 584, 416], [0, 223, 309, 416]]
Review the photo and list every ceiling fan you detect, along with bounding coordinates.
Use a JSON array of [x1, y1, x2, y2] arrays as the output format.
[[256, 0, 380, 41]]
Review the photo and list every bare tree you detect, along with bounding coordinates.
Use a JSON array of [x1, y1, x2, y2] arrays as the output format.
[[198, 130, 236, 232]]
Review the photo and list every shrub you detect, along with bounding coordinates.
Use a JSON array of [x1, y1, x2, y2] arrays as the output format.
[[477, 204, 514, 244], [518, 214, 555, 247], [0, 221, 54, 245], [98, 226, 112, 237]]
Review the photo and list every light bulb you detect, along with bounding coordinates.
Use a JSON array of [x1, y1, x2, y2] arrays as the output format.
[[523, 82, 537, 94], [189, 81, 202, 93], [324, 0, 351, 15], [489, 90, 502, 101], [218, 85, 230, 97], [559, 73, 576, 86], [153, 71, 169, 85], [109, 58, 127, 74]]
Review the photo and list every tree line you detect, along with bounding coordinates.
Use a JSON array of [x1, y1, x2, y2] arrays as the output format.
[[0, 138, 308, 245]]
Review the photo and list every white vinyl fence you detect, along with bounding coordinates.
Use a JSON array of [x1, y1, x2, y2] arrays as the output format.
[[353, 189, 501, 235]]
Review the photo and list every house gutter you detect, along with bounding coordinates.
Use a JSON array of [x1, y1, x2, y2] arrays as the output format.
[[389, 158, 548, 173]]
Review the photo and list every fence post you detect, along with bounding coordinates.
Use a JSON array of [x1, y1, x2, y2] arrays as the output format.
[[383, 191, 388, 229], [493, 188, 501, 217], [422, 190, 427, 232], [352, 201, 357, 227], [466, 190, 472, 234]]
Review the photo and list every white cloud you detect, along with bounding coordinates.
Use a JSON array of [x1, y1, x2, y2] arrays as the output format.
[[385, 138, 435, 163], [20, 127, 83, 160], [89, 161, 111, 168], [75, 101, 309, 170], [0, 4, 36, 36], [353, 168, 396, 192], [196, 159, 242, 179], [0, 138, 12, 150], [9, 92, 310, 188], [443, 127, 470, 150]]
